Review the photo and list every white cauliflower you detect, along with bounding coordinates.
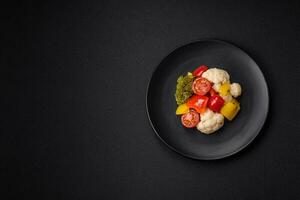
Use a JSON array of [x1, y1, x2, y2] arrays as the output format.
[[220, 94, 233, 103], [196, 109, 224, 134], [230, 83, 242, 97], [212, 83, 221, 92], [202, 68, 230, 86]]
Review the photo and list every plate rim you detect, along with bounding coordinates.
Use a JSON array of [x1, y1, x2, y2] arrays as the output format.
[[146, 38, 269, 160]]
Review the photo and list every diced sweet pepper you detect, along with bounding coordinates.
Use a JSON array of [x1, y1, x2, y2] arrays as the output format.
[[220, 99, 240, 120], [176, 103, 190, 115], [186, 95, 209, 114], [219, 83, 231, 96]]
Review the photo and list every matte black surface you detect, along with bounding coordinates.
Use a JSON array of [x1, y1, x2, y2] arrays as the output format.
[[147, 40, 269, 159], [2, 0, 300, 199]]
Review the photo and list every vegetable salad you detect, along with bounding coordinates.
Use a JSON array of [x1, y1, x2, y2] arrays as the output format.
[[175, 65, 242, 134]]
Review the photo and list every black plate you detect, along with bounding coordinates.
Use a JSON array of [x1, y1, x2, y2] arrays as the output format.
[[146, 40, 269, 160]]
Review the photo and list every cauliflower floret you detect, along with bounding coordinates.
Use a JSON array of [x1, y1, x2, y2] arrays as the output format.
[[197, 109, 224, 134], [202, 68, 230, 86], [220, 94, 233, 103], [230, 83, 242, 97], [212, 83, 221, 92]]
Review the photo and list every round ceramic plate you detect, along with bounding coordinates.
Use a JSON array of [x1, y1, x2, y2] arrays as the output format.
[[146, 40, 269, 160]]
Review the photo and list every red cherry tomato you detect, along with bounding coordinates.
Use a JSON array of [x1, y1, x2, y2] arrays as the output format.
[[208, 95, 225, 112], [181, 110, 200, 128], [186, 95, 209, 114], [192, 77, 211, 96], [193, 65, 208, 77]]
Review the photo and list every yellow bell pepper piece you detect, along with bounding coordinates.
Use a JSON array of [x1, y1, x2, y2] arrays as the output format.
[[231, 99, 240, 107], [219, 83, 231, 96], [220, 99, 240, 121], [176, 103, 189, 115]]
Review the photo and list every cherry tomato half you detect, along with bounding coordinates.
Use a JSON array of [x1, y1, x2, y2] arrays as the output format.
[[186, 95, 209, 114], [193, 65, 208, 77], [192, 77, 212, 96], [208, 95, 225, 112], [181, 110, 200, 128]]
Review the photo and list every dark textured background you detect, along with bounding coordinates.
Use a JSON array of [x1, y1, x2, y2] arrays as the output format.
[[2, 0, 300, 199]]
